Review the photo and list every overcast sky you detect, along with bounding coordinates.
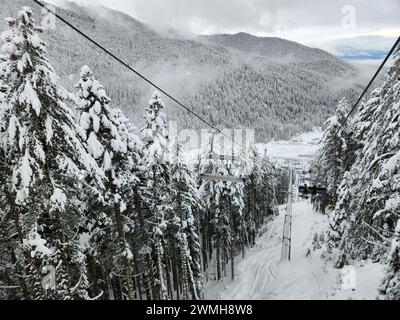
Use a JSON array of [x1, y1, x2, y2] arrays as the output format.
[[51, 0, 400, 61]]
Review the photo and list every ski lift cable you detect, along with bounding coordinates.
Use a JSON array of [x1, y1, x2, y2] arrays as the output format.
[[314, 36, 400, 166], [335, 36, 400, 137], [32, 0, 243, 148]]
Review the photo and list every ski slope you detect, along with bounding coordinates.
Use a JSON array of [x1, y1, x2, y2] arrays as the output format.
[[205, 200, 333, 299], [205, 200, 384, 300], [204, 131, 384, 300]]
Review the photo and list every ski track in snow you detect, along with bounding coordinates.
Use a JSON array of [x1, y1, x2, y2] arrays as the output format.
[[228, 217, 282, 300], [205, 131, 384, 300], [206, 200, 384, 300], [206, 200, 338, 300], [228, 201, 331, 300]]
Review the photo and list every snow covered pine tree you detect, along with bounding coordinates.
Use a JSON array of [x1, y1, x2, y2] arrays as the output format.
[[318, 43, 400, 292], [0, 7, 104, 299], [315, 98, 352, 207], [140, 92, 171, 300], [169, 142, 203, 299]]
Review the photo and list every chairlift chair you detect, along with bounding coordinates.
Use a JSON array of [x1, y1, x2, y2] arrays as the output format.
[[298, 176, 327, 198], [199, 130, 247, 183]]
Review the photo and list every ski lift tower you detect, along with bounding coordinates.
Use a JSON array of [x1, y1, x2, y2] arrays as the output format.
[[281, 165, 293, 262]]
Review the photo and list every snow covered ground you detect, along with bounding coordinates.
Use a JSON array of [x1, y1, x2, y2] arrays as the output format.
[[183, 129, 323, 166], [198, 130, 384, 300], [257, 130, 322, 162], [205, 200, 384, 300]]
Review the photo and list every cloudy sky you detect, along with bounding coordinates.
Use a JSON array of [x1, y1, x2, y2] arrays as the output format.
[[51, 0, 400, 61]]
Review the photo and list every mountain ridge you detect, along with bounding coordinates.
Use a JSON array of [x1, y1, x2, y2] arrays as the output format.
[[200, 32, 339, 62], [0, 0, 363, 141]]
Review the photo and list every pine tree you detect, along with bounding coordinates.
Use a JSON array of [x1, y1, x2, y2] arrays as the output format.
[[259, 151, 278, 218], [324, 44, 400, 266], [140, 91, 171, 300], [0, 7, 104, 299], [327, 171, 354, 267], [169, 142, 202, 299], [75, 65, 138, 299], [315, 98, 352, 206], [323, 91, 381, 260], [243, 144, 263, 247], [380, 220, 400, 300]]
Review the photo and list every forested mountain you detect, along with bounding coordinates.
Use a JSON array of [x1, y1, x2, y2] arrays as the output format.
[[201, 32, 342, 64], [0, 0, 363, 141], [0, 6, 286, 300], [1, 2, 399, 302]]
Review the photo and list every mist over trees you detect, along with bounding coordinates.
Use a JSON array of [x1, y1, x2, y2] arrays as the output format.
[[0, 7, 287, 300], [1, 0, 398, 302], [1, 0, 364, 142], [314, 43, 400, 299]]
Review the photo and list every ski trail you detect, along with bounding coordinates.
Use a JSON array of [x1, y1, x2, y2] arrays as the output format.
[[219, 207, 286, 300], [208, 200, 336, 300]]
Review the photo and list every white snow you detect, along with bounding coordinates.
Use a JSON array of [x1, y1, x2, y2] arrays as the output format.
[[34, 141, 45, 162], [14, 150, 33, 204], [91, 112, 101, 133], [102, 149, 112, 171], [182, 130, 323, 167], [87, 132, 104, 159], [80, 112, 91, 132], [29, 34, 42, 49], [79, 232, 91, 251], [257, 129, 322, 162], [45, 116, 53, 144], [205, 200, 384, 300], [80, 65, 91, 77], [93, 101, 102, 115], [24, 232, 53, 258], [20, 80, 42, 116], [123, 247, 134, 260], [50, 188, 68, 212], [8, 115, 17, 144]]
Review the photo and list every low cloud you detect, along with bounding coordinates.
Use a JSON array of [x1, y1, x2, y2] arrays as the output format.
[[49, 0, 400, 60]]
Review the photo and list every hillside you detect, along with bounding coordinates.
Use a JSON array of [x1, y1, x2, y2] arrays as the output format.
[[202, 32, 339, 63], [0, 0, 363, 141]]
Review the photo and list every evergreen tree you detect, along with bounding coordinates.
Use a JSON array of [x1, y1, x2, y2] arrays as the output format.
[[324, 91, 382, 260], [314, 98, 352, 206], [169, 142, 202, 299], [380, 220, 400, 300], [243, 144, 262, 246], [75, 65, 137, 299], [0, 8, 103, 299], [140, 91, 171, 300], [259, 151, 278, 219], [327, 171, 354, 267], [323, 44, 400, 267]]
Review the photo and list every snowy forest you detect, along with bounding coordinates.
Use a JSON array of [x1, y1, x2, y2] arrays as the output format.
[[0, 7, 288, 300], [1, 2, 400, 302], [0, 0, 365, 142], [313, 44, 400, 299]]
